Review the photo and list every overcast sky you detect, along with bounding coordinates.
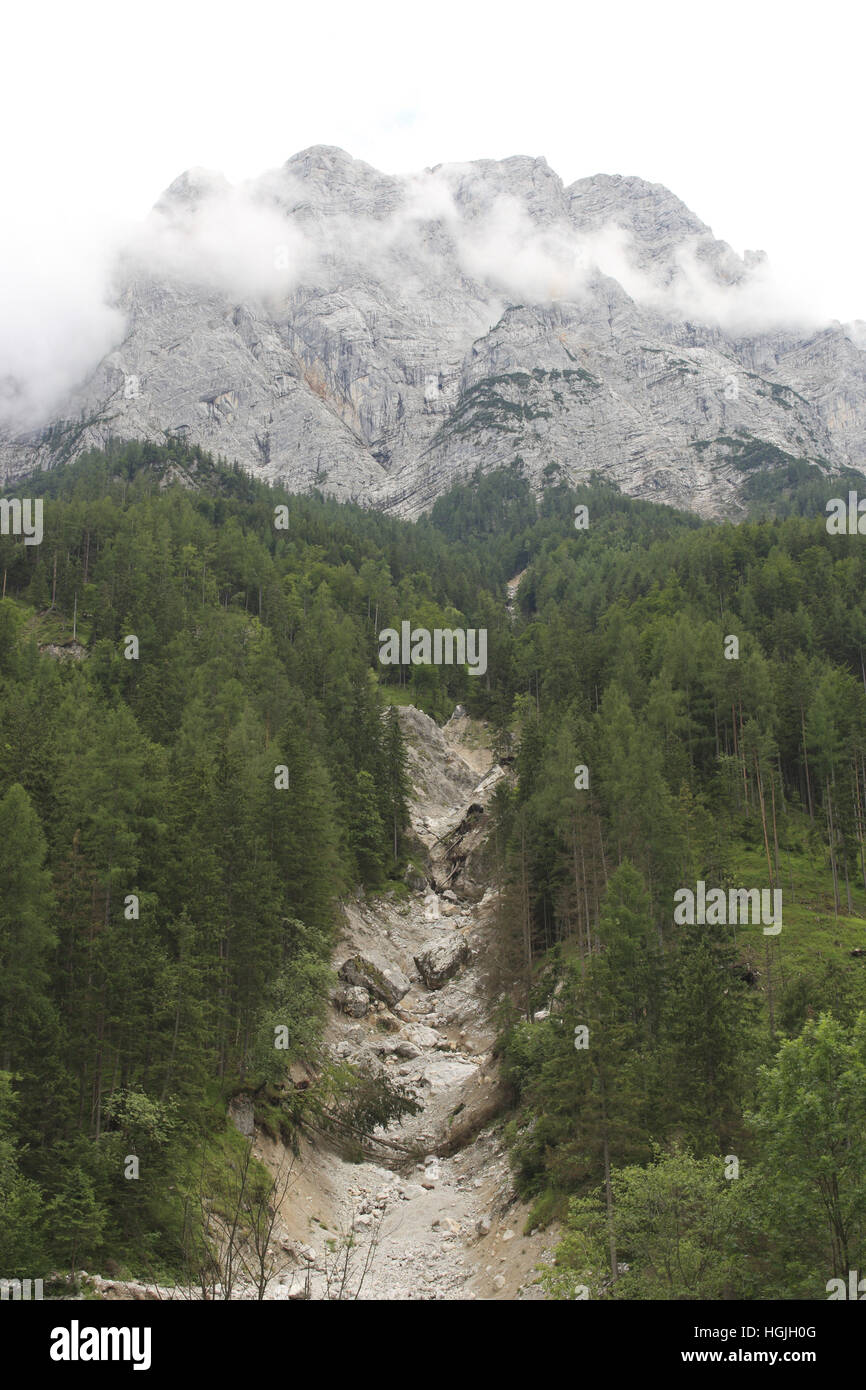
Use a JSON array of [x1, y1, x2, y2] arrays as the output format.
[[3, 0, 864, 326]]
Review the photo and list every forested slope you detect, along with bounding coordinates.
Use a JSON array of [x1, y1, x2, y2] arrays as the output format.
[[1, 441, 865, 1297]]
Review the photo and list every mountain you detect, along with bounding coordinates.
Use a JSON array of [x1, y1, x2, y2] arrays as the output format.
[[2, 145, 865, 516]]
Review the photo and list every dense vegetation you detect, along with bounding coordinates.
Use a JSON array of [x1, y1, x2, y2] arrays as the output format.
[[2, 440, 865, 1298], [0, 439, 454, 1284], [467, 463, 866, 1299]]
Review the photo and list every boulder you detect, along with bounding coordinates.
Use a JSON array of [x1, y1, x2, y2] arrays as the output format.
[[417, 1056, 479, 1094], [403, 863, 428, 892], [332, 984, 370, 1017], [228, 1094, 255, 1137], [403, 1023, 441, 1048], [339, 951, 410, 1007], [375, 1011, 402, 1033], [414, 936, 472, 990], [423, 892, 441, 921]]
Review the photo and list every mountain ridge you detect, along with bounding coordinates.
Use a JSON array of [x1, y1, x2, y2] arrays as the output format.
[[2, 145, 864, 518]]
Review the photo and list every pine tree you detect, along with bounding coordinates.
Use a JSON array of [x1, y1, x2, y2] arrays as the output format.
[[0, 784, 56, 1072], [47, 1166, 107, 1277], [381, 705, 411, 865], [0, 1073, 46, 1277], [748, 1012, 866, 1290], [663, 920, 755, 1151]]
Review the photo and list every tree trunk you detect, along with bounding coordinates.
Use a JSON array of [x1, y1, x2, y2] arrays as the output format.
[[826, 781, 840, 918], [802, 707, 814, 820], [754, 752, 774, 889], [600, 1074, 617, 1287]]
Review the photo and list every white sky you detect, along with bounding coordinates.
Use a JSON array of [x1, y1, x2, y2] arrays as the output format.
[[2, 0, 865, 322]]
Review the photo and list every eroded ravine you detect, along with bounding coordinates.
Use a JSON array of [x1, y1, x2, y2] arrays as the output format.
[[254, 704, 557, 1300]]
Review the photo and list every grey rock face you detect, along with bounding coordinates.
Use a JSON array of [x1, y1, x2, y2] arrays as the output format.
[[403, 863, 427, 892], [332, 984, 371, 1018], [414, 936, 472, 991], [3, 145, 864, 517], [338, 951, 410, 1008], [228, 1094, 255, 1137]]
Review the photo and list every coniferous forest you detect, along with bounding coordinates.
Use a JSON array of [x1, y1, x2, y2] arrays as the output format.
[[2, 439, 866, 1300]]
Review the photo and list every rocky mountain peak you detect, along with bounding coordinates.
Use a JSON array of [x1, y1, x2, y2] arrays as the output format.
[[153, 167, 233, 214], [1, 147, 863, 518]]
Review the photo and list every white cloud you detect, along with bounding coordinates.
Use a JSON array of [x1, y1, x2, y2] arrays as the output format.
[[0, 224, 125, 432], [120, 178, 314, 302], [453, 195, 591, 305]]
